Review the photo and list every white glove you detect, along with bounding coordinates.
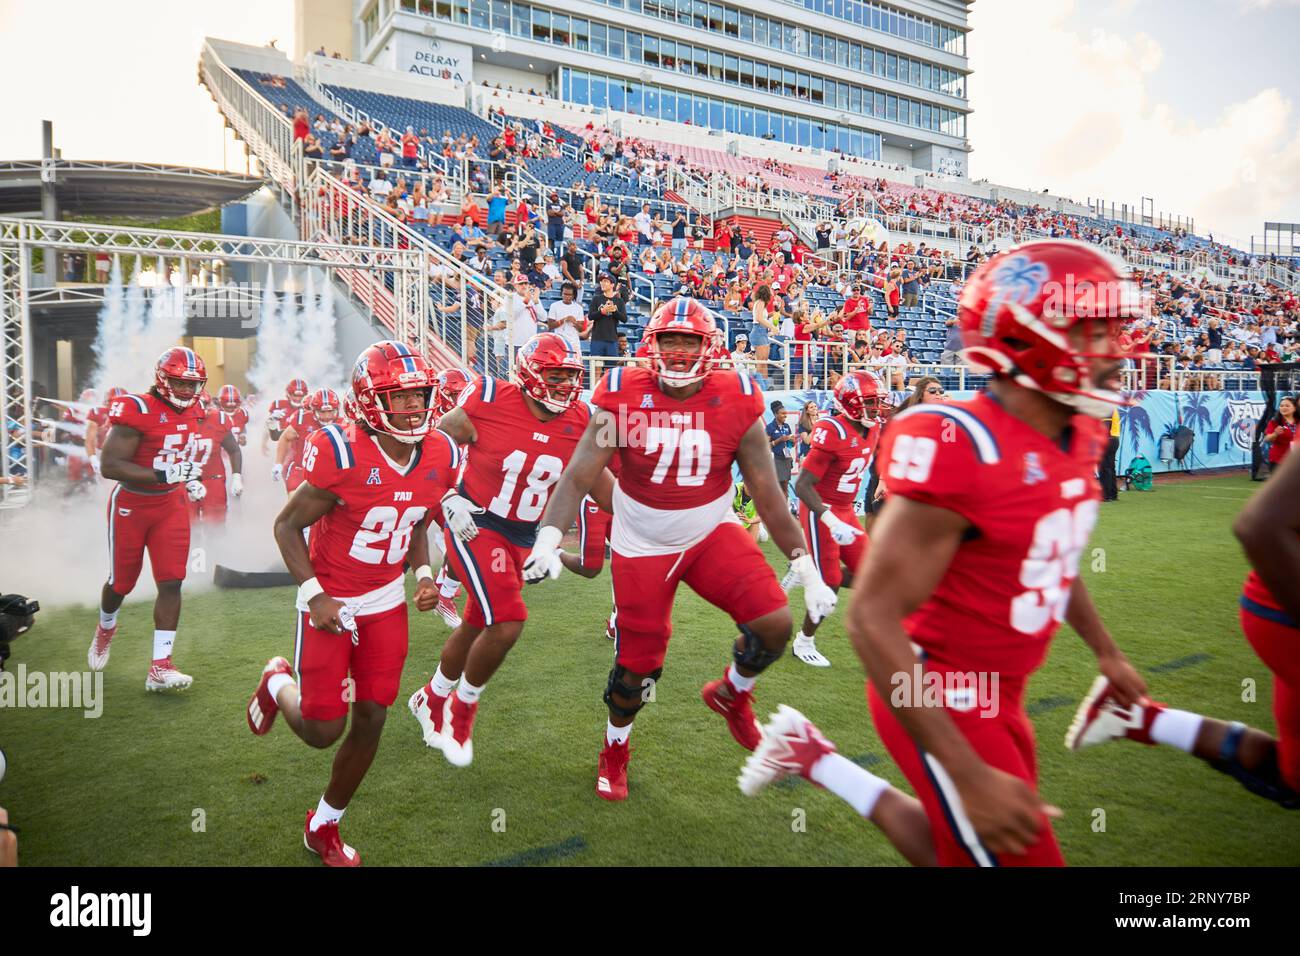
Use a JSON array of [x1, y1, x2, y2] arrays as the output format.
[[185, 480, 207, 502], [163, 460, 202, 483], [231, 473, 244, 497], [271, 463, 283, 482], [442, 492, 485, 542], [823, 511, 865, 546], [791, 554, 838, 625], [522, 526, 565, 583], [89, 454, 101, 476]]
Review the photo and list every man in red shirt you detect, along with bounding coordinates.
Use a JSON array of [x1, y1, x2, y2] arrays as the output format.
[[842, 284, 873, 336], [400, 126, 419, 170]]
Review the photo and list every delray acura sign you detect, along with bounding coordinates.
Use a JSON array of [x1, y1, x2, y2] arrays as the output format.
[[391, 33, 472, 87]]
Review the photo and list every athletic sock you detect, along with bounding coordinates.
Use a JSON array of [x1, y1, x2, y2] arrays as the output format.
[[99, 608, 119, 630], [727, 663, 757, 693], [810, 752, 890, 818], [430, 664, 457, 697], [1150, 708, 1203, 752], [456, 678, 484, 705], [793, 631, 811, 644], [152, 629, 176, 661], [267, 672, 295, 704], [606, 721, 632, 746], [311, 797, 344, 832]]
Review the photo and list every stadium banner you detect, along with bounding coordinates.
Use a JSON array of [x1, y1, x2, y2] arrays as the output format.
[[389, 32, 473, 87], [754, 389, 1267, 476]]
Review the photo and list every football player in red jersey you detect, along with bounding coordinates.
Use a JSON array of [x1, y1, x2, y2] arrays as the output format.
[[88, 347, 210, 691], [523, 297, 838, 801], [246, 340, 460, 867], [407, 334, 594, 768], [217, 384, 249, 446], [64, 388, 109, 487], [184, 399, 243, 525], [1061, 449, 1300, 810], [267, 377, 310, 443], [558, 454, 622, 641], [276, 388, 339, 492], [426, 368, 473, 628], [788, 371, 884, 667], [741, 240, 1158, 866]]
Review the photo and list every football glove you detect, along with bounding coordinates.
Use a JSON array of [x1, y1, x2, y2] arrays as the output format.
[[822, 511, 864, 546], [442, 492, 485, 543], [185, 480, 207, 502], [790, 554, 838, 624], [162, 460, 202, 484], [271, 463, 283, 482], [230, 473, 244, 497], [522, 526, 565, 583]]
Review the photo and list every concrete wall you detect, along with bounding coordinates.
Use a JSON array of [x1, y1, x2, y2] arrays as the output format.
[[295, 0, 354, 62], [307, 46, 465, 106]]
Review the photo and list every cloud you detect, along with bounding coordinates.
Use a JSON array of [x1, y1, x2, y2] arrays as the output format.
[[968, 0, 1300, 245]]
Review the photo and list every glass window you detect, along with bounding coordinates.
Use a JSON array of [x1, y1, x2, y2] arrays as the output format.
[[724, 7, 738, 36], [552, 13, 569, 46], [709, 99, 723, 130], [870, 6, 879, 31], [754, 16, 767, 47], [836, 83, 848, 110], [849, 44, 861, 72], [628, 30, 642, 62], [810, 75, 823, 105], [861, 87, 872, 116], [510, 2, 528, 35], [529, 5, 548, 42], [678, 44, 694, 74], [797, 117, 810, 146], [739, 58, 753, 87], [739, 12, 752, 42], [753, 109, 768, 138], [661, 92, 675, 121], [755, 62, 768, 91], [770, 20, 783, 50], [850, 130, 862, 157], [837, 127, 849, 153], [709, 3, 723, 32], [922, 63, 931, 90], [886, 52, 897, 80], [725, 103, 737, 132], [644, 34, 658, 67], [609, 26, 624, 58], [693, 96, 708, 126], [724, 54, 739, 85], [886, 94, 897, 121], [471, 0, 489, 29], [783, 114, 796, 144], [627, 81, 642, 113], [782, 23, 796, 53], [572, 17, 589, 52], [591, 76, 608, 107], [609, 78, 625, 111], [796, 71, 809, 99], [677, 93, 691, 122], [693, 0, 707, 30], [590, 21, 606, 55], [492, 0, 509, 32], [677, 0, 691, 25], [709, 50, 723, 81], [643, 86, 659, 118], [560, 68, 569, 101], [661, 40, 676, 71], [782, 67, 796, 97], [572, 71, 589, 104], [837, 39, 849, 67], [694, 46, 708, 77], [874, 91, 884, 116], [740, 106, 753, 136], [626, 0, 640, 11], [453, 0, 469, 25], [811, 120, 824, 150], [910, 60, 920, 87], [850, 86, 861, 113]]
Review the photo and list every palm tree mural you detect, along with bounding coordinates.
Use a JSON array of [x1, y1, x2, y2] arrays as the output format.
[[1118, 390, 1154, 453], [1181, 392, 1213, 434], [1220, 391, 1251, 432]]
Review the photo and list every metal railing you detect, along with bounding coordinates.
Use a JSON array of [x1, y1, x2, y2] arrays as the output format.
[[198, 41, 299, 192]]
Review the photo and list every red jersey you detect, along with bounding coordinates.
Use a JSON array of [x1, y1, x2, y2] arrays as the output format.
[[303, 423, 461, 599], [67, 405, 109, 452], [186, 410, 235, 481], [106, 391, 204, 493], [879, 394, 1108, 678], [803, 414, 880, 507], [282, 408, 321, 469], [1243, 562, 1292, 623], [591, 366, 764, 556], [456, 377, 589, 544], [226, 406, 250, 442]]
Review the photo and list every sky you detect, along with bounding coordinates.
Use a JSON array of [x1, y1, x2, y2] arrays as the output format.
[[0, 0, 1296, 247]]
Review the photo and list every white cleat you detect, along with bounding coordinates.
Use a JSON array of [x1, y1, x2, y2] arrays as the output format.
[[1064, 675, 1155, 751], [738, 704, 836, 797], [791, 636, 831, 668], [434, 595, 462, 629], [146, 657, 194, 692], [88, 624, 116, 672], [407, 684, 447, 750]]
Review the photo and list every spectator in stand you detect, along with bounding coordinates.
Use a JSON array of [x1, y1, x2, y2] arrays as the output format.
[[368, 170, 392, 202], [547, 281, 588, 354], [1263, 396, 1297, 474], [634, 204, 654, 245], [512, 279, 543, 351], [545, 192, 567, 256], [486, 185, 507, 237], [586, 273, 625, 380], [939, 314, 964, 367], [882, 269, 901, 318], [507, 221, 538, 272], [730, 334, 753, 374], [561, 242, 585, 292], [815, 221, 832, 255], [774, 225, 795, 265], [401, 127, 420, 169], [900, 263, 921, 308], [748, 283, 778, 383], [842, 282, 873, 338], [292, 107, 309, 141], [896, 376, 947, 413]]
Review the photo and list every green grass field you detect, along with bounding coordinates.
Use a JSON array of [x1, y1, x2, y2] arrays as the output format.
[[3, 473, 1297, 866]]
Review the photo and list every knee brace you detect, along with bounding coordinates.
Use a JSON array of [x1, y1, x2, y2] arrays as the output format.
[[733, 623, 782, 674], [1212, 722, 1300, 810], [603, 663, 663, 719]]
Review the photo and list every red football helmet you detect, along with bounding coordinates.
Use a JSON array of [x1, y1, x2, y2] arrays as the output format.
[[434, 368, 473, 416], [832, 370, 884, 427], [217, 384, 242, 413], [959, 240, 1143, 414], [643, 297, 722, 387], [342, 389, 359, 423], [154, 347, 207, 410], [78, 388, 99, 406], [308, 387, 341, 425], [286, 377, 310, 407], [351, 340, 434, 443], [106, 386, 128, 402], [197, 388, 213, 409], [514, 333, 584, 413]]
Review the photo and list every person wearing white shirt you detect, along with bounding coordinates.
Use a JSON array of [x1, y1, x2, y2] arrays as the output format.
[[541, 255, 563, 285], [730, 334, 754, 374], [547, 282, 588, 354], [369, 174, 392, 201], [634, 204, 653, 245], [512, 283, 543, 350]]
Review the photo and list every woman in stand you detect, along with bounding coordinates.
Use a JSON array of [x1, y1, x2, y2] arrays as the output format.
[[1263, 395, 1298, 476]]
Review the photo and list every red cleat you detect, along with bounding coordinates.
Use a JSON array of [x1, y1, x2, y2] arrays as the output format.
[[303, 811, 362, 867], [435, 594, 462, 628], [604, 617, 616, 641], [596, 738, 630, 801], [701, 672, 763, 751], [248, 657, 294, 735], [407, 682, 450, 749], [87, 623, 116, 672], [1065, 675, 1165, 751], [441, 694, 478, 767]]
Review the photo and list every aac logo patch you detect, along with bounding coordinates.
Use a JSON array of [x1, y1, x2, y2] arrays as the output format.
[[640, 394, 654, 409], [1022, 452, 1046, 486], [366, 467, 382, 486]]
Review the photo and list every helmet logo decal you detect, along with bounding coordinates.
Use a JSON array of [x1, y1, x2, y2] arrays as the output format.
[[983, 256, 1050, 337]]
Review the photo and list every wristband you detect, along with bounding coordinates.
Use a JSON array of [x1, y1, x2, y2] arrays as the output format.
[[298, 577, 325, 605], [414, 564, 434, 582], [154, 469, 168, 484]]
